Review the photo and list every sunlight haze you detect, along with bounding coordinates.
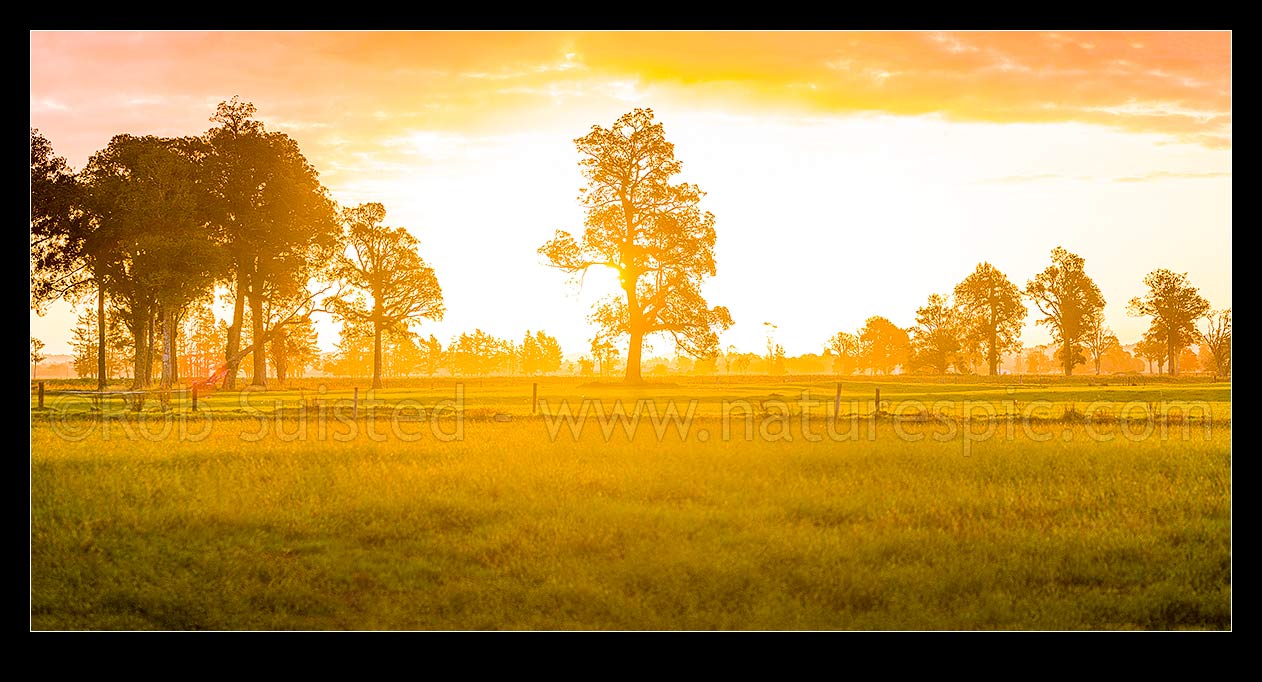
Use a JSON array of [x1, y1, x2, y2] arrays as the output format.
[[30, 31, 1231, 357]]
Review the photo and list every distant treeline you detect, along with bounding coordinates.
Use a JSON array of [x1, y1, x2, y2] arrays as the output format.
[[820, 256, 1230, 380]]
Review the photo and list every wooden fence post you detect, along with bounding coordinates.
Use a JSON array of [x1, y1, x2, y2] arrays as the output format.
[[191, 385, 198, 412], [354, 387, 359, 420], [532, 382, 538, 415], [38, 381, 44, 409], [834, 382, 841, 418], [874, 387, 881, 414]]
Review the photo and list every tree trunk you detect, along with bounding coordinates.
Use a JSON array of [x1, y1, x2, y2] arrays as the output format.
[[248, 290, 267, 388], [987, 328, 998, 376], [224, 277, 246, 389], [1095, 357, 1101, 375], [274, 327, 289, 383], [145, 308, 156, 387], [97, 284, 107, 390], [133, 312, 149, 390], [161, 305, 175, 390], [1062, 338, 1073, 376], [372, 321, 384, 390], [1167, 334, 1178, 377], [171, 310, 181, 385], [625, 328, 643, 384], [623, 279, 643, 384]]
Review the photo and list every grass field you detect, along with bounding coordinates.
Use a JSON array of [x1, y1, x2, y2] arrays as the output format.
[[30, 376, 1232, 630]]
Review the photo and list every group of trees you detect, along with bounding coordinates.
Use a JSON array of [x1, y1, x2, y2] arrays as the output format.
[[1127, 270, 1224, 377], [69, 305, 134, 380], [32, 103, 1230, 386], [32, 98, 445, 391], [324, 328, 564, 379], [825, 249, 1230, 377], [445, 329, 564, 376], [824, 317, 913, 376], [532, 108, 1229, 383], [35, 105, 730, 388]]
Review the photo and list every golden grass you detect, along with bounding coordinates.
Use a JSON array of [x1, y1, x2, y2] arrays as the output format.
[[31, 404, 1230, 630]]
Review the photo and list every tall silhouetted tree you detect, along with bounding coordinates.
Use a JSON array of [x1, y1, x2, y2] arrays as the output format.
[[271, 316, 320, 382], [324, 318, 367, 379], [859, 316, 911, 375], [538, 108, 732, 384], [31, 129, 86, 309], [826, 331, 861, 375], [590, 337, 621, 377], [147, 141, 221, 390], [954, 262, 1026, 375], [1025, 348, 1050, 374], [329, 203, 445, 389], [31, 337, 46, 379], [71, 307, 106, 380], [447, 330, 508, 376], [1099, 339, 1140, 374], [1081, 310, 1117, 376], [1178, 347, 1199, 373], [203, 98, 341, 388], [31, 129, 114, 390], [518, 331, 540, 375], [180, 301, 224, 381], [1127, 269, 1210, 377], [383, 331, 426, 378], [767, 344, 787, 376], [1135, 330, 1167, 374], [424, 334, 442, 376], [520, 330, 563, 375], [910, 293, 963, 374], [1026, 247, 1105, 376], [1199, 308, 1231, 378], [80, 135, 221, 389]]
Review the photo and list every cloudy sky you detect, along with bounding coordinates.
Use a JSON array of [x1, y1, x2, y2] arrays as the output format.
[[30, 31, 1231, 358]]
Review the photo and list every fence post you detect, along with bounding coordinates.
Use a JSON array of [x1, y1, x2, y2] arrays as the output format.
[[354, 387, 359, 420], [532, 382, 538, 415], [834, 382, 841, 419], [38, 381, 44, 409], [874, 387, 881, 414], [191, 385, 198, 412]]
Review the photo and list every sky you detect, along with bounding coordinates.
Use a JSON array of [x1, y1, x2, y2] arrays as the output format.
[[30, 31, 1232, 359]]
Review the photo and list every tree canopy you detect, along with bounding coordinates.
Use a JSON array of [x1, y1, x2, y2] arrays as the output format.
[[80, 134, 221, 388], [328, 203, 445, 389], [910, 293, 963, 374], [539, 108, 732, 384], [1127, 269, 1210, 377], [1199, 308, 1231, 378], [954, 262, 1026, 375], [203, 97, 341, 388], [826, 331, 861, 376], [1026, 247, 1105, 376], [860, 316, 911, 375], [31, 129, 88, 312]]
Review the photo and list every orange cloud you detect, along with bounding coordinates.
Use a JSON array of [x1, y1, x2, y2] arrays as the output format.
[[566, 31, 1230, 146], [30, 30, 1231, 168]]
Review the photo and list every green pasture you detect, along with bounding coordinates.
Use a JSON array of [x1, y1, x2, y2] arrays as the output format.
[[30, 375, 1232, 630]]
